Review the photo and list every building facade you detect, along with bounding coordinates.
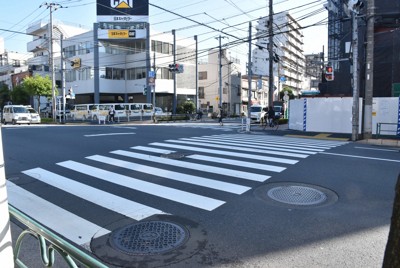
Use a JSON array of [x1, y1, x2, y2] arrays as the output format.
[[321, 0, 400, 97], [198, 49, 242, 115], [252, 12, 305, 100]]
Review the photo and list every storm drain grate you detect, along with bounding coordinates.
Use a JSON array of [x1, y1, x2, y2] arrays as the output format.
[[110, 221, 189, 255], [267, 185, 327, 205]]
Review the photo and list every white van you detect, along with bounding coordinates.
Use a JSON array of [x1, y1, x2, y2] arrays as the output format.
[[250, 104, 267, 123], [2, 105, 31, 125]]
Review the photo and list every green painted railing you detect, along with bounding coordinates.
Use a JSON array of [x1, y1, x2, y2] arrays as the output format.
[[9, 205, 109, 268], [376, 123, 398, 138]]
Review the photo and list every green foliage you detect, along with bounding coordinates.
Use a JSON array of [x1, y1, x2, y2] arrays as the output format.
[[177, 101, 195, 114], [0, 84, 11, 108], [21, 74, 54, 110], [279, 87, 295, 100], [10, 84, 30, 105]]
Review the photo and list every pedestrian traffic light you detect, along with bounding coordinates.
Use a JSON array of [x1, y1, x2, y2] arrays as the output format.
[[71, 58, 81, 69], [143, 86, 147, 95], [325, 65, 334, 81]]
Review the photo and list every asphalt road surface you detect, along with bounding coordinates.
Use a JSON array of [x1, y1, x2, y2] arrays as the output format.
[[3, 123, 400, 268]]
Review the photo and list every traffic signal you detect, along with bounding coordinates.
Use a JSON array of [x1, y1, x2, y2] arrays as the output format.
[[168, 63, 184, 73], [325, 65, 334, 81], [71, 58, 81, 69], [143, 86, 147, 95]]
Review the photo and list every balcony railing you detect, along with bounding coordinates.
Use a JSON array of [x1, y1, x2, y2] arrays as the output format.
[[9, 205, 108, 268]]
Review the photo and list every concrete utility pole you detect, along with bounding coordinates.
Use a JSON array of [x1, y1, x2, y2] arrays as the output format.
[[351, 12, 360, 141], [40, 2, 61, 122], [363, 0, 375, 139], [172, 29, 176, 114], [217, 35, 227, 109], [247, 22, 252, 132], [194, 35, 199, 111], [268, 0, 274, 107]]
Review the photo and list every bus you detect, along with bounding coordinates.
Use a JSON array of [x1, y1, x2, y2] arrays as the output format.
[[70, 103, 154, 121]]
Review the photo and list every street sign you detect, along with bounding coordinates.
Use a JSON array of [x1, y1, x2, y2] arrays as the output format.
[[148, 71, 155, 78]]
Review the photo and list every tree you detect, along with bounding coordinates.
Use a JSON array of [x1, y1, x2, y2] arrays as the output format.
[[383, 174, 400, 267], [177, 101, 195, 114], [21, 74, 53, 111], [10, 84, 30, 105], [279, 87, 295, 100], [0, 84, 12, 108]]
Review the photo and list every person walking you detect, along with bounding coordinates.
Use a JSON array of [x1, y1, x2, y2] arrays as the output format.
[[108, 106, 115, 123], [217, 106, 224, 126]]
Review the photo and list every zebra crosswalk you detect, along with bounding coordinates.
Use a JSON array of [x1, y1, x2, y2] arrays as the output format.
[[7, 134, 348, 247]]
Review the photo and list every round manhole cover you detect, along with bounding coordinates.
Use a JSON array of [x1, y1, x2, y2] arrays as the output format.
[[110, 221, 189, 255], [255, 182, 338, 208], [267, 185, 327, 205]]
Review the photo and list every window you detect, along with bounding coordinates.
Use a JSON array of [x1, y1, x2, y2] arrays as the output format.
[[64, 45, 75, 58], [199, 71, 207, 80], [199, 87, 205, 99]]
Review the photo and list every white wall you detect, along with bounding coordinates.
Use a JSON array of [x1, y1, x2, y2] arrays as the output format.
[[289, 97, 400, 135]]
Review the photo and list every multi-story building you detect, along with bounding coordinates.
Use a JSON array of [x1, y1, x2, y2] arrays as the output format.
[[251, 12, 305, 100], [321, 0, 400, 97], [24, 18, 197, 112], [0, 37, 31, 90], [198, 49, 242, 115], [304, 53, 324, 91]]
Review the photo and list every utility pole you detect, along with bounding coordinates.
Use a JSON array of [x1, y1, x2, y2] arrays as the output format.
[[351, 12, 360, 141], [40, 2, 61, 122], [247, 21, 252, 132], [60, 34, 66, 124], [172, 29, 176, 114], [194, 35, 199, 111], [218, 35, 223, 108], [268, 0, 274, 108], [363, 0, 375, 139]]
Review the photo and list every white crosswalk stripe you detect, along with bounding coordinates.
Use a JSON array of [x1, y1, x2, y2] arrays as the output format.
[[8, 134, 348, 246]]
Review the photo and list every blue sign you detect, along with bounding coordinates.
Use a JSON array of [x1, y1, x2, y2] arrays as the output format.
[[280, 76, 286, 82], [148, 71, 155, 78]]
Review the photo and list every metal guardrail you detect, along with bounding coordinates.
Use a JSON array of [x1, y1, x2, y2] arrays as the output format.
[[376, 123, 398, 138], [9, 205, 108, 268]]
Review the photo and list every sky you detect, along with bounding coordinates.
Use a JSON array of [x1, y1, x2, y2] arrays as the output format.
[[0, 0, 328, 65]]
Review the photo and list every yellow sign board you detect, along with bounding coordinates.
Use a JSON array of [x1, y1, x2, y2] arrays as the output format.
[[108, 29, 136, 39]]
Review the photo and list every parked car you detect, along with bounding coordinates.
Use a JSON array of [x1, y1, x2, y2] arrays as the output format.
[[2, 105, 31, 125], [26, 106, 41, 124], [154, 107, 164, 115]]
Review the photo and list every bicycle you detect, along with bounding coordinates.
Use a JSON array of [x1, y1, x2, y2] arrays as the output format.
[[261, 116, 279, 131]]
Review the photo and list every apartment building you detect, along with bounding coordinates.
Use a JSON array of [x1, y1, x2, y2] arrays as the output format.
[[252, 12, 305, 100]]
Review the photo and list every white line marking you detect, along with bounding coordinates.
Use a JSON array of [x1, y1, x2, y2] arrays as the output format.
[[178, 137, 319, 155], [354, 146, 399, 152], [7, 181, 110, 246], [320, 152, 400, 163], [57, 160, 225, 211], [84, 132, 135, 137], [115, 149, 270, 182], [150, 142, 299, 164], [22, 168, 165, 220], [87, 155, 251, 194], [133, 146, 176, 154], [186, 154, 285, 172]]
